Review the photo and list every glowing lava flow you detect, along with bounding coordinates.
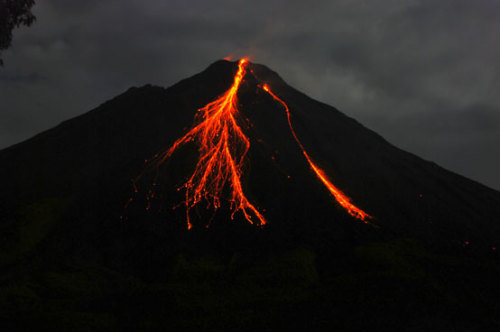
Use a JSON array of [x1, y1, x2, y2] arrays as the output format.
[[141, 59, 266, 229], [262, 84, 372, 222]]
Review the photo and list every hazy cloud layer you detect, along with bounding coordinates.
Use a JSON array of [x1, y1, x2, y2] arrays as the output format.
[[1, 0, 499, 189]]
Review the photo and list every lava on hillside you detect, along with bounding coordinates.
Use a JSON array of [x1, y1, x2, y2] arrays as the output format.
[[130, 58, 371, 229], [262, 84, 372, 223]]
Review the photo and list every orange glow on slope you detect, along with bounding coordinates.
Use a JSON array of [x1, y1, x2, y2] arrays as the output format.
[[262, 84, 372, 222], [143, 59, 266, 229]]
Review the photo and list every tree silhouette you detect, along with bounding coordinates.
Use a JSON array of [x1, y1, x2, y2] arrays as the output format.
[[0, 0, 36, 66]]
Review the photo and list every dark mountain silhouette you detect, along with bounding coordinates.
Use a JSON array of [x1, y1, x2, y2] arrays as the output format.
[[2, 59, 499, 250], [1, 60, 500, 331]]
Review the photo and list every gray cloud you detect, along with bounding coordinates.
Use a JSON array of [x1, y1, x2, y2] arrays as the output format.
[[1, 0, 499, 190]]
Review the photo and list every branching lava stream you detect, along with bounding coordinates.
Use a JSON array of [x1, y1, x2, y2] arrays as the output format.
[[138, 58, 266, 229]]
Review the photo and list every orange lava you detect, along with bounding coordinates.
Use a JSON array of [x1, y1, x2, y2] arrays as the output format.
[[145, 59, 266, 229], [262, 84, 372, 222]]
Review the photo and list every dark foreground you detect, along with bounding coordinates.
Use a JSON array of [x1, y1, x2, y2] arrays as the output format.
[[2, 230, 499, 331]]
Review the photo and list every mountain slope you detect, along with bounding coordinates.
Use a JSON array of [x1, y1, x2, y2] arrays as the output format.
[[1, 59, 499, 264], [2, 59, 500, 331]]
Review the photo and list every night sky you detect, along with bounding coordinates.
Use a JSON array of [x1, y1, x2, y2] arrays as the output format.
[[1, 0, 499, 190]]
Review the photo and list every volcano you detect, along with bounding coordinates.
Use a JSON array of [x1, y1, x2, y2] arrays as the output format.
[[1, 59, 499, 250], [129, 59, 370, 231], [2, 59, 500, 330]]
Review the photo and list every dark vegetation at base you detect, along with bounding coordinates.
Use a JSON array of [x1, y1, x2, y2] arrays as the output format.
[[2, 221, 500, 331]]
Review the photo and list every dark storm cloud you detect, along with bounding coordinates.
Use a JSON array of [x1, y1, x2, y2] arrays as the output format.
[[399, 104, 500, 191], [0, 71, 46, 83], [1, 0, 499, 190]]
